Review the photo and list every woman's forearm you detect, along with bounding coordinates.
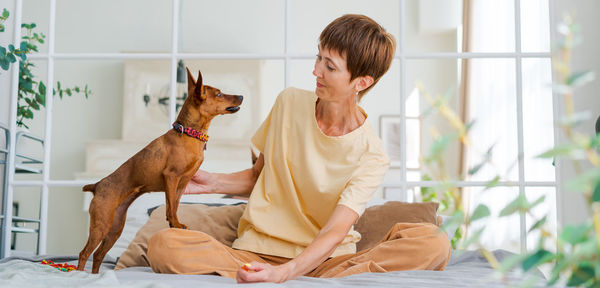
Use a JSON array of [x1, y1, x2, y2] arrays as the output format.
[[280, 229, 343, 280], [213, 169, 259, 196], [279, 205, 358, 280], [212, 153, 264, 196]]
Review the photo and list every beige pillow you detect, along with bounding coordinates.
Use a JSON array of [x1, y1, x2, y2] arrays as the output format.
[[354, 201, 440, 252], [115, 201, 439, 269], [115, 203, 246, 270]]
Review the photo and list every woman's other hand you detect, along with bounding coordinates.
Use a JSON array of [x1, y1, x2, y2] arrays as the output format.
[[236, 261, 291, 283], [184, 169, 216, 194]]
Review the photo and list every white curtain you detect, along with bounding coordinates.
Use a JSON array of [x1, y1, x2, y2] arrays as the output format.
[[464, 0, 554, 252]]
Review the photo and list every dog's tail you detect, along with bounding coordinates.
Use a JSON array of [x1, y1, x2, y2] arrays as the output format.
[[82, 183, 96, 193]]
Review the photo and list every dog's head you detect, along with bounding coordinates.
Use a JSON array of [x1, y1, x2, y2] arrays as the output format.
[[185, 68, 243, 117]]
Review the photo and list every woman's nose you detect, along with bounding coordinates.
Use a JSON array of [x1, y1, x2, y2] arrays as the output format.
[[313, 64, 321, 78]]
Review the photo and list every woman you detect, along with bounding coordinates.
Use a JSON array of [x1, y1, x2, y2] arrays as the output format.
[[147, 14, 450, 283]]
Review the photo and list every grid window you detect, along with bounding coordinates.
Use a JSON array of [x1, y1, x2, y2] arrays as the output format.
[[3, 0, 556, 255]]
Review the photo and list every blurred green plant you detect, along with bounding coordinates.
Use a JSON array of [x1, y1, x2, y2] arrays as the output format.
[[0, 8, 92, 129], [419, 14, 599, 287]]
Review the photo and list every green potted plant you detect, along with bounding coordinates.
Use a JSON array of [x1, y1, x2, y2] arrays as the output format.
[[421, 14, 599, 287], [1, 8, 92, 129]]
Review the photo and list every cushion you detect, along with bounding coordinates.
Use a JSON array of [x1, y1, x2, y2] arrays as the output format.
[[115, 200, 440, 269], [354, 201, 440, 252], [115, 203, 246, 270]]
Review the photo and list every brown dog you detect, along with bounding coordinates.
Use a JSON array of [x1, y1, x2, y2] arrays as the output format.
[[77, 68, 243, 273]]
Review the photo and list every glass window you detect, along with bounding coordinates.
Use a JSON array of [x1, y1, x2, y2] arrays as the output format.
[[55, 0, 172, 53], [180, 0, 284, 54]]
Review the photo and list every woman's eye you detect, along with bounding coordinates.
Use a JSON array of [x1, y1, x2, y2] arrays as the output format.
[[327, 66, 334, 71], [217, 92, 222, 97]]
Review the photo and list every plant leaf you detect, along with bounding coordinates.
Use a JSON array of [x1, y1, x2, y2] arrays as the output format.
[[499, 194, 528, 217], [2, 8, 9, 19], [537, 144, 582, 159], [485, 176, 501, 189], [38, 81, 46, 97], [35, 90, 45, 106], [459, 227, 484, 249], [593, 181, 600, 202], [567, 70, 595, 87], [498, 253, 527, 273], [528, 215, 547, 233], [469, 204, 491, 223], [521, 249, 554, 272], [442, 210, 464, 235], [23, 109, 33, 119], [567, 262, 595, 286], [558, 111, 591, 128], [529, 195, 546, 210], [0, 58, 9, 71], [566, 168, 600, 193], [559, 223, 591, 245], [427, 135, 453, 161], [468, 145, 494, 175]]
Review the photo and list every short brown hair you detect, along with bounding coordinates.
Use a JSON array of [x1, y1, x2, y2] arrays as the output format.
[[319, 14, 396, 101]]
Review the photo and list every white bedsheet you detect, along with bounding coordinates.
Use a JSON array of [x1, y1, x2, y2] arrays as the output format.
[[0, 260, 167, 288]]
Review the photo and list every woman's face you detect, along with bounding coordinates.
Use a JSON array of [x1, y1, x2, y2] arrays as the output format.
[[312, 47, 357, 101]]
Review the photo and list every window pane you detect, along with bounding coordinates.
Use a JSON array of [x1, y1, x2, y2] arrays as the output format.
[[13, 59, 48, 183], [525, 187, 557, 252], [522, 59, 555, 182], [51, 59, 283, 180], [51, 60, 124, 180], [406, 0, 515, 52], [21, 0, 50, 54], [520, 0, 550, 52], [11, 187, 42, 254], [290, 0, 400, 55], [407, 59, 518, 181], [180, 0, 284, 53], [467, 187, 521, 253], [55, 0, 172, 53], [47, 187, 85, 254]]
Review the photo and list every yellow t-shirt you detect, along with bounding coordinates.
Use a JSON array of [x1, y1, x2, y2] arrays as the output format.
[[231, 87, 390, 258]]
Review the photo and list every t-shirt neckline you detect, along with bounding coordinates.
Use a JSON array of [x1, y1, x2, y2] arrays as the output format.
[[311, 94, 368, 140]]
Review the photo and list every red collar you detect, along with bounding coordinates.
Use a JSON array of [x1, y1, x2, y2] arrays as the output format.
[[172, 122, 209, 142]]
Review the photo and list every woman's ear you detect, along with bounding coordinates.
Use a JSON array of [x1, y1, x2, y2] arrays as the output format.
[[355, 76, 374, 93]]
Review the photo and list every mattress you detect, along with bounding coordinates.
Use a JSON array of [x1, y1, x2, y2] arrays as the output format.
[[0, 250, 551, 287]]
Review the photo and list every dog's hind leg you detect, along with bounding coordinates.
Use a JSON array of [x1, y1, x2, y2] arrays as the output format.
[[163, 173, 187, 229], [77, 195, 119, 272], [90, 192, 141, 273]]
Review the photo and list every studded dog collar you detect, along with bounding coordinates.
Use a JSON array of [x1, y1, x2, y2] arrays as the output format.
[[172, 122, 209, 142]]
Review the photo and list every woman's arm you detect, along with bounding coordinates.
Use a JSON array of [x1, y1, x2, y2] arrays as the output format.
[[185, 153, 264, 197], [236, 204, 358, 283]]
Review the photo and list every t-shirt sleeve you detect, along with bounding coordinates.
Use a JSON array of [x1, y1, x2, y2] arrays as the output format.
[[251, 109, 272, 153], [337, 149, 390, 217], [251, 89, 285, 153]]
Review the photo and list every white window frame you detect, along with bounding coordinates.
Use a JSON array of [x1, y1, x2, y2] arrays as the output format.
[[4, 0, 559, 256]]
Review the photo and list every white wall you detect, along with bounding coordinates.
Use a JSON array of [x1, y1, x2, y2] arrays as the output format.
[[553, 0, 600, 226]]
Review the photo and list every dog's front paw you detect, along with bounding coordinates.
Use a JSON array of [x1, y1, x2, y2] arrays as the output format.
[[169, 222, 188, 230]]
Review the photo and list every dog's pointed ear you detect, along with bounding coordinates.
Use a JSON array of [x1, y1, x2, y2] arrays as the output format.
[[186, 67, 197, 97], [186, 67, 196, 86], [194, 70, 205, 100]]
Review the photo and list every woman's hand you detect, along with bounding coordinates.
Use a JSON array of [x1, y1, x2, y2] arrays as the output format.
[[236, 262, 291, 283], [184, 169, 216, 194]]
